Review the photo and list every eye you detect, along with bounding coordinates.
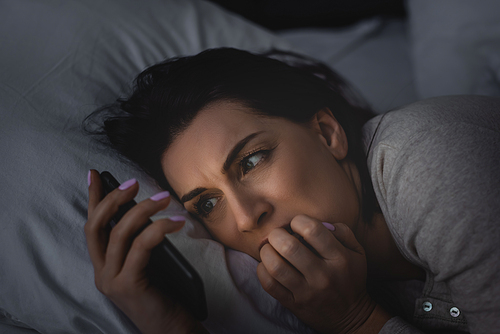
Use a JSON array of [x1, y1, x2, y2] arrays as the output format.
[[195, 196, 218, 216], [241, 151, 266, 175]]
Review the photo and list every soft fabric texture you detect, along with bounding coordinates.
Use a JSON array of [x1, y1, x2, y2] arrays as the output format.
[[279, 17, 418, 113], [362, 95, 500, 333], [0, 0, 304, 333], [407, 0, 500, 99]]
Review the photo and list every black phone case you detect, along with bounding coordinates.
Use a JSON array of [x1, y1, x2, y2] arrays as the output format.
[[99, 171, 207, 321]]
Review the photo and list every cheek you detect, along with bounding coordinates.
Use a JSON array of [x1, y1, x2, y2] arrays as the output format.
[[206, 221, 258, 257], [281, 141, 360, 224], [275, 142, 329, 200]]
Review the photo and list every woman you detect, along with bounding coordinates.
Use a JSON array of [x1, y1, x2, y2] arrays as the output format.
[[84, 48, 500, 333]]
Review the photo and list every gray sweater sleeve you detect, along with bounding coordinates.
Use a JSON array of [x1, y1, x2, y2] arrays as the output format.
[[366, 96, 500, 333]]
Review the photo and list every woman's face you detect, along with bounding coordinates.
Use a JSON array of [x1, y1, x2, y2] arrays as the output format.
[[161, 101, 362, 261]]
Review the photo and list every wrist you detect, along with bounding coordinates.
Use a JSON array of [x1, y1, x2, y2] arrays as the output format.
[[348, 302, 392, 334], [333, 295, 391, 334]]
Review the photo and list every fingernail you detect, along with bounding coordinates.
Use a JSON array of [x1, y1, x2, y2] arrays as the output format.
[[87, 170, 92, 186], [150, 191, 170, 201], [322, 222, 336, 231], [118, 178, 137, 190], [169, 215, 186, 222]]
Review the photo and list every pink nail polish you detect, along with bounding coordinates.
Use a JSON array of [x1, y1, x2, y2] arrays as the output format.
[[118, 178, 137, 190], [169, 215, 186, 222], [322, 222, 336, 231], [87, 170, 92, 186], [150, 191, 170, 201]]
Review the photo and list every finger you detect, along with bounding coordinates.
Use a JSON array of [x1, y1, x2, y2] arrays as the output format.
[[290, 215, 344, 260], [90, 178, 140, 231], [267, 227, 324, 278], [84, 176, 139, 273], [256, 262, 294, 308], [87, 169, 103, 218], [84, 169, 108, 272], [259, 243, 305, 293], [120, 217, 186, 278], [104, 191, 171, 278], [330, 223, 365, 256]]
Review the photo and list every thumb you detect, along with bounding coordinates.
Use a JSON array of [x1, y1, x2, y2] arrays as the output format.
[[325, 222, 365, 256]]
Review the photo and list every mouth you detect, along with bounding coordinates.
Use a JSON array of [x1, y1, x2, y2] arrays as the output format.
[[259, 222, 290, 252], [259, 238, 269, 252]]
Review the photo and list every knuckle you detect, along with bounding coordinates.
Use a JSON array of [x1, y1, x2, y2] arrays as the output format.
[[333, 254, 349, 270], [109, 227, 126, 243], [267, 259, 286, 279], [125, 202, 155, 222], [291, 214, 309, 226], [280, 238, 300, 257], [135, 225, 160, 248], [101, 190, 121, 207], [101, 190, 133, 214], [260, 276, 277, 292], [336, 222, 349, 233], [302, 220, 321, 239], [131, 234, 148, 251]]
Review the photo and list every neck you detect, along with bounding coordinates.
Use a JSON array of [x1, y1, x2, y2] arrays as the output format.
[[341, 159, 425, 281], [357, 212, 426, 281]]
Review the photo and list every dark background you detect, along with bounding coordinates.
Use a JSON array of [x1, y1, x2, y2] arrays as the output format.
[[207, 0, 406, 30]]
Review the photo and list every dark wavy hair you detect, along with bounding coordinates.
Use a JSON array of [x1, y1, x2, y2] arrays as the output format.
[[84, 47, 378, 222]]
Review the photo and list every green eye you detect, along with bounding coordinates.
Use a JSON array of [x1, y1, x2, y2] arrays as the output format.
[[199, 198, 217, 215], [242, 151, 265, 174]]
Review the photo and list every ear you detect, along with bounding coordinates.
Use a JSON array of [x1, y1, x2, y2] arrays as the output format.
[[310, 107, 348, 160]]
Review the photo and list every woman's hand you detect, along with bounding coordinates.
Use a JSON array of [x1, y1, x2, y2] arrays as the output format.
[[257, 214, 391, 334], [85, 170, 207, 334]]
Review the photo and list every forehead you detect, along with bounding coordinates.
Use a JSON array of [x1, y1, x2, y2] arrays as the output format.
[[161, 101, 278, 195]]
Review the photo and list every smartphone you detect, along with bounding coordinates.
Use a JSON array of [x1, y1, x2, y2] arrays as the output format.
[[99, 171, 207, 321]]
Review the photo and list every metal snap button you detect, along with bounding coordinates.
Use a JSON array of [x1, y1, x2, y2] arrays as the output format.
[[423, 301, 433, 312], [450, 307, 460, 317]]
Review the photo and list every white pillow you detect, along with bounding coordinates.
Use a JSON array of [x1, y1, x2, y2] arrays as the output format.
[[0, 0, 308, 333], [407, 0, 500, 98]]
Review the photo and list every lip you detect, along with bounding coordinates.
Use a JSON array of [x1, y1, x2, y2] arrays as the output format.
[[258, 238, 269, 252]]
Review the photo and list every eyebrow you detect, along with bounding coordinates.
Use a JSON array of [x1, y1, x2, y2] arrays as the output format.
[[180, 131, 264, 204], [180, 187, 207, 204], [222, 131, 264, 174]]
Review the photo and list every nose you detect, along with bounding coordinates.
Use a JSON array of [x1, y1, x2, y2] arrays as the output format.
[[225, 187, 272, 232]]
